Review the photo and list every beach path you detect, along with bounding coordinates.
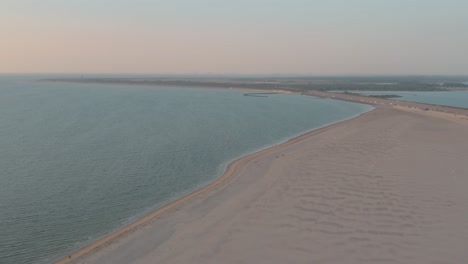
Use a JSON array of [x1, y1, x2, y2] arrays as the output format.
[[73, 108, 468, 264]]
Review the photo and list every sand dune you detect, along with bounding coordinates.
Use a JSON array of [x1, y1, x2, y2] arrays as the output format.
[[69, 108, 468, 264]]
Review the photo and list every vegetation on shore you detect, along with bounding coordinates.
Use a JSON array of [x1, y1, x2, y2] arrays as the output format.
[[342, 91, 402, 99]]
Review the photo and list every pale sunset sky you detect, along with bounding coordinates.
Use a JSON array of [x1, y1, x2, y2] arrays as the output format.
[[1, 0, 467, 75]]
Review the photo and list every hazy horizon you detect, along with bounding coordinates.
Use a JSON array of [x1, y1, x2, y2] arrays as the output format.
[[2, 0, 468, 75]]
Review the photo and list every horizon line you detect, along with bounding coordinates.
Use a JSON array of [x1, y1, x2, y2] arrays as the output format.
[[2, 73, 468, 78]]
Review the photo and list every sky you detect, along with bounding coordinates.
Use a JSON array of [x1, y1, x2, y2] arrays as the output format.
[[1, 0, 468, 75]]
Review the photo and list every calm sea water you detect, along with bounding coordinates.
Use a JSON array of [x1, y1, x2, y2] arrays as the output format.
[[0, 76, 372, 264], [354, 90, 468, 108]]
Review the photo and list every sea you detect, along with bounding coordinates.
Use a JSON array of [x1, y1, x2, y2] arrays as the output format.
[[351, 90, 468, 109], [0, 75, 372, 263]]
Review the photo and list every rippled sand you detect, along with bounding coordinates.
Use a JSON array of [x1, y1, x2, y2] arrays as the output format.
[[71, 108, 468, 264]]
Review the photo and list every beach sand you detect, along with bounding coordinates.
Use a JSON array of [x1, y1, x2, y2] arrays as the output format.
[[63, 107, 468, 264]]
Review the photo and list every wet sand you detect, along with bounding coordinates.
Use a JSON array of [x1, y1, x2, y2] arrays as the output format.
[[59, 106, 468, 264]]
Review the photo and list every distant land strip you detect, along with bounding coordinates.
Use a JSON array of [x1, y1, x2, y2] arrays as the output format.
[[40, 76, 468, 92]]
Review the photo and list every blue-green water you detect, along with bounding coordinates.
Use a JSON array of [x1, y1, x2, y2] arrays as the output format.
[[0, 76, 372, 264], [351, 90, 468, 109]]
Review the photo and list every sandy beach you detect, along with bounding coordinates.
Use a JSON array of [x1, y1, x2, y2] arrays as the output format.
[[55, 105, 468, 264]]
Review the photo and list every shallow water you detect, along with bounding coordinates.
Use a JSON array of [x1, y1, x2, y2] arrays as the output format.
[[0, 76, 372, 263]]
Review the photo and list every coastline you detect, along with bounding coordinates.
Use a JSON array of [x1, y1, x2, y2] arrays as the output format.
[[53, 108, 376, 264], [307, 90, 468, 117], [41, 78, 468, 115], [67, 106, 468, 264], [48, 81, 468, 263]]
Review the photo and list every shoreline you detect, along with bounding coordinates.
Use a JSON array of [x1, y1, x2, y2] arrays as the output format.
[[41, 78, 468, 114], [49, 80, 468, 263], [53, 108, 376, 264], [307, 90, 468, 114], [66, 106, 468, 264]]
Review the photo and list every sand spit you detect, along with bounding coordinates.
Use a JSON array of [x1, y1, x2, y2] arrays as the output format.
[[61, 107, 468, 264], [307, 90, 468, 119]]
